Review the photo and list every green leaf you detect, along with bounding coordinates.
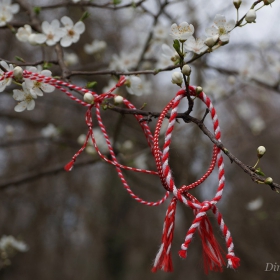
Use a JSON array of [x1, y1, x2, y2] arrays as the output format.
[[33, 6, 41, 15], [80, 11, 90, 22], [43, 62, 52, 69], [255, 167, 265, 176], [15, 56, 25, 62], [173, 40, 181, 54], [113, 0, 122, 5], [86, 81, 97, 89]]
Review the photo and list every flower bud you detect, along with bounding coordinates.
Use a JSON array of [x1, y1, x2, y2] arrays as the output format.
[[171, 72, 183, 87], [264, 177, 273, 185], [13, 66, 23, 81], [114, 95, 124, 104], [196, 86, 203, 94], [182, 64, 191, 76], [257, 146, 266, 158], [233, 0, 242, 9], [204, 35, 219, 48], [83, 92, 94, 104], [245, 9, 256, 23]]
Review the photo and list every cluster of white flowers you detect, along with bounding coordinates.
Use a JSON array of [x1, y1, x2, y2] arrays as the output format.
[[109, 51, 140, 72], [0, 0, 19, 27], [0, 235, 28, 252], [170, 15, 235, 57], [0, 61, 55, 112], [84, 40, 107, 55], [16, 16, 85, 47]]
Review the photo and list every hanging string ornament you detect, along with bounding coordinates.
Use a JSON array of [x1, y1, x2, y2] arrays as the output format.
[[1, 69, 240, 273]]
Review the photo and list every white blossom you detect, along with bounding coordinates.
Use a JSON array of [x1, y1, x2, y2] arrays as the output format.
[[170, 22, 194, 42], [0, 0, 19, 27], [184, 36, 208, 54], [246, 197, 263, 211], [60, 16, 85, 47], [13, 82, 37, 112], [34, 20, 66, 46], [206, 14, 235, 43], [24, 66, 55, 96], [64, 52, 79, 66], [134, 153, 148, 169], [153, 23, 169, 40], [5, 125, 14, 136], [16, 24, 33, 42], [41, 123, 60, 138], [250, 117, 265, 135], [92, 128, 109, 154], [125, 76, 152, 96], [109, 51, 139, 71], [84, 40, 107, 55], [0, 60, 13, 92], [77, 128, 109, 155], [0, 235, 28, 252]]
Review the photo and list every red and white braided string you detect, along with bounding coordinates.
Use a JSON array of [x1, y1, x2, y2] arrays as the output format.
[[1, 69, 240, 272]]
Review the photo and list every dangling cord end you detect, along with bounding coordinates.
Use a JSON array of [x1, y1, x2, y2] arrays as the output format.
[[178, 249, 187, 259], [227, 254, 240, 269], [199, 216, 225, 274], [152, 198, 177, 273], [64, 159, 75, 171]]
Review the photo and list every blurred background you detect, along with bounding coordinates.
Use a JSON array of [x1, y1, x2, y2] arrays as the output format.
[[0, 0, 280, 279]]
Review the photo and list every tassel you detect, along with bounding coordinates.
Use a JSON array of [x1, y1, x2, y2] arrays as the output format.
[[64, 160, 75, 171], [227, 255, 240, 269], [178, 250, 187, 259], [152, 198, 177, 272], [199, 216, 225, 274]]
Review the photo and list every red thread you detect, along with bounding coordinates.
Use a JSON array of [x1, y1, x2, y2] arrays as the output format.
[[1, 69, 240, 274]]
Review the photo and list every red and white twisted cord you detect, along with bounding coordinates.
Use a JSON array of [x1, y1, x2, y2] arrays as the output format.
[[2, 69, 240, 272]]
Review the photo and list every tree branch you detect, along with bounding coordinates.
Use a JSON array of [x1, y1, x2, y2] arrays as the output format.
[[105, 102, 280, 193]]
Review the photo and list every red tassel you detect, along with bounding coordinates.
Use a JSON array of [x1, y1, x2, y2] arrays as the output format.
[[178, 250, 187, 259], [161, 252, 173, 272], [152, 199, 176, 273], [199, 216, 225, 274], [227, 255, 240, 269], [64, 160, 75, 171]]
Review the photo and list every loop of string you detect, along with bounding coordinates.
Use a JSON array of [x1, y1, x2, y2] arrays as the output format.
[[1, 69, 240, 272]]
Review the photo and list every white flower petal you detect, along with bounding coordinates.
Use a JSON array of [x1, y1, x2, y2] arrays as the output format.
[[225, 19, 236, 32], [214, 14, 226, 28], [61, 16, 73, 27], [60, 36, 72, 47], [74, 21, 85, 34], [27, 100, 35, 110], [42, 21, 51, 34], [13, 89, 25, 101], [40, 83, 55, 93], [14, 101, 27, 112]]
